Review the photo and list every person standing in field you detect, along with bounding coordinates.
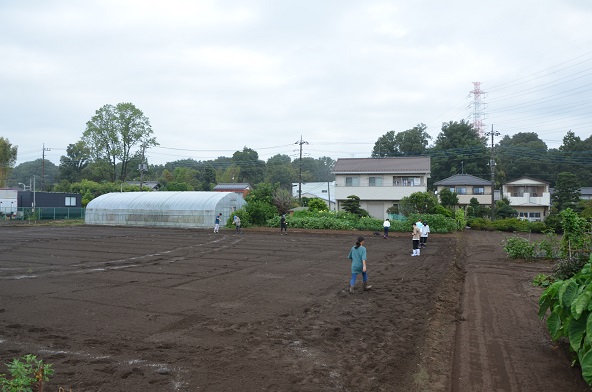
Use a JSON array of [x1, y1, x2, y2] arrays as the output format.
[[214, 213, 222, 233], [383, 218, 390, 239], [420, 221, 430, 248], [280, 214, 288, 235], [412, 222, 421, 256], [233, 215, 242, 234], [347, 236, 372, 293]]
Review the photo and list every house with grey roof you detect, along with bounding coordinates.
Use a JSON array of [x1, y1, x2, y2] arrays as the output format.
[[332, 157, 430, 219], [213, 183, 251, 198], [433, 174, 493, 208], [580, 187, 592, 200]]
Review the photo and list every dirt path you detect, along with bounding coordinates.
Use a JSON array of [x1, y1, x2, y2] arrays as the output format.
[[0, 225, 589, 391], [452, 230, 590, 392]]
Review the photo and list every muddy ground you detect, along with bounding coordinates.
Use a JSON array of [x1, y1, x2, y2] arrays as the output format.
[[0, 225, 589, 391]]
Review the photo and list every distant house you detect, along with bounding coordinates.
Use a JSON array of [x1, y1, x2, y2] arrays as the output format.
[[0, 189, 82, 218], [126, 181, 161, 191], [433, 174, 493, 208], [213, 183, 251, 198], [332, 157, 431, 219], [292, 181, 336, 210], [580, 187, 592, 200], [502, 177, 551, 221]]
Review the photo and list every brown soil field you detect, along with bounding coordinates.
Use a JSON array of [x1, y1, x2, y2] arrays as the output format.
[[0, 225, 590, 391]]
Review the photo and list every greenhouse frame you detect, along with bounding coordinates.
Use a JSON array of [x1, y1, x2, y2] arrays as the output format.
[[85, 191, 246, 228]]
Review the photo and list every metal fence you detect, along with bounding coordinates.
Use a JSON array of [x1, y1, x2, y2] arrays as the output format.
[[1, 207, 85, 221]]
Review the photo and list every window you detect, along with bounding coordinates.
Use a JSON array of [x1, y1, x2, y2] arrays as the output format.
[[456, 187, 467, 195], [403, 177, 421, 186], [529, 212, 541, 218], [369, 177, 382, 186], [448, 187, 455, 193], [473, 187, 484, 195], [345, 177, 359, 187], [65, 197, 76, 206]]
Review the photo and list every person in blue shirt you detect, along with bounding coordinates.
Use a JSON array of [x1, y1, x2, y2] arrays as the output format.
[[214, 213, 222, 233], [347, 236, 372, 293]]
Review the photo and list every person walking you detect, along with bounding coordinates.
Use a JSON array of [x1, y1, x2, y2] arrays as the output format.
[[347, 236, 372, 293], [420, 221, 430, 248], [383, 218, 390, 239], [411, 222, 421, 256], [214, 213, 222, 233], [233, 214, 242, 234], [280, 214, 288, 235]]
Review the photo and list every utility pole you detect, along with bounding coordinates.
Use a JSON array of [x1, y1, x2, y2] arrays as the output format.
[[295, 136, 308, 205], [42, 144, 51, 191], [139, 143, 147, 191], [485, 125, 500, 220]]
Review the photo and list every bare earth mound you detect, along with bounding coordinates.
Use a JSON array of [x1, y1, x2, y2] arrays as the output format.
[[0, 225, 589, 391]]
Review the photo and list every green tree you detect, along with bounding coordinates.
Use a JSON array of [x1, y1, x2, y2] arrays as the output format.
[[494, 198, 517, 219], [0, 137, 18, 188], [430, 120, 488, 183], [58, 141, 91, 183], [496, 132, 549, 185], [341, 195, 367, 216], [83, 103, 158, 182], [399, 192, 439, 216], [552, 172, 581, 211], [308, 198, 328, 212], [439, 188, 459, 209], [233, 147, 265, 184], [9, 159, 58, 191], [272, 188, 294, 214], [266, 165, 295, 190], [371, 124, 431, 157]]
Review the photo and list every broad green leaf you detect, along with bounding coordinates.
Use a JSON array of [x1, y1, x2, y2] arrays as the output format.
[[581, 348, 592, 384], [573, 292, 592, 319], [569, 314, 587, 352], [538, 296, 553, 319], [560, 281, 578, 310], [586, 313, 592, 346], [547, 312, 562, 340]]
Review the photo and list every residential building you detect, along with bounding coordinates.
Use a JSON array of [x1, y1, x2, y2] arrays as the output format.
[[502, 177, 551, 221], [580, 187, 592, 200], [433, 174, 493, 208], [332, 157, 431, 219], [291, 181, 336, 210], [213, 183, 251, 198]]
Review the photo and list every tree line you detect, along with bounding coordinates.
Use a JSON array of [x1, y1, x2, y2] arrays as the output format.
[[2, 103, 592, 198]]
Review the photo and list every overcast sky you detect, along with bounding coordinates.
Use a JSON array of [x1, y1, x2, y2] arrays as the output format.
[[2, 0, 591, 167]]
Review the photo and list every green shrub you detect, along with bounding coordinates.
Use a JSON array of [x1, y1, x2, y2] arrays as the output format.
[[532, 273, 554, 288], [553, 257, 589, 281], [503, 236, 536, 260], [228, 209, 251, 228], [0, 354, 53, 392], [408, 213, 458, 233]]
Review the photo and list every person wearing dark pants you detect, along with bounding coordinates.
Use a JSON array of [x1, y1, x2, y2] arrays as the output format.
[[347, 236, 372, 293], [383, 218, 390, 238], [280, 214, 288, 235]]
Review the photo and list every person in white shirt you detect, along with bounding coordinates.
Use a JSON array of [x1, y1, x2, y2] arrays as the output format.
[[383, 218, 391, 239], [420, 222, 430, 248]]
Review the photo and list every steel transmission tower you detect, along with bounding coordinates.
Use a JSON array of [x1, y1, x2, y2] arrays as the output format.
[[469, 82, 487, 136]]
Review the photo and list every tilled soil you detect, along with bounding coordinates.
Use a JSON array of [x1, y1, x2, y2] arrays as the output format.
[[0, 225, 589, 391]]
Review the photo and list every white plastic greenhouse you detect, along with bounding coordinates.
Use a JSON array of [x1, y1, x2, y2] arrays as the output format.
[[85, 191, 246, 228]]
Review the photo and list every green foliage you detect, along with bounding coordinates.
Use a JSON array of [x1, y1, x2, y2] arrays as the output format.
[[245, 182, 277, 205], [560, 208, 592, 259], [468, 218, 547, 233], [0, 354, 53, 392], [341, 195, 368, 216], [538, 256, 592, 384], [553, 172, 581, 212], [494, 198, 517, 219], [371, 124, 431, 157], [533, 273, 554, 288], [503, 237, 536, 260], [245, 200, 278, 226], [399, 192, 439, 216], [272, 188, 294, 214], [307, 198, 328, 212], [438, 188, 459, 208], [553, 257, 589, 281], [228, 209, 251, 228], [454, 208, 467, 230], [407, 213, 458, 233]]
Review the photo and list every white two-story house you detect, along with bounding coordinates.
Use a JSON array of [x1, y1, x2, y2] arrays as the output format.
[[332, 157, 431, 219], [502, 177, 551, 221]]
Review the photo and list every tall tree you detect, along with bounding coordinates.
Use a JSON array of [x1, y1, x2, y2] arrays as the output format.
[[552, 171, 581, 211], [9, 159, 58, 190], [58, 141, 91, 183], [83, 103, 157, 182], [371, 124, 431, 157], [430, 120, 488, 183], [496, 132, 549, 184], [232, 147, 265, 184], [0, 137, 18, 188]]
